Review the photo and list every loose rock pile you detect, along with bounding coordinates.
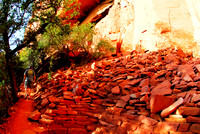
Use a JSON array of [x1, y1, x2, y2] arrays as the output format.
[[29, 48, 200, 134]]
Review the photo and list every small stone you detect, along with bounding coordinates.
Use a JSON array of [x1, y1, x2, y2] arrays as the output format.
[[41, 98, 49, 107], [120, 95, 130, 102], [178, 64, 195, 78], [116, 100, 127, 108], [28, 110, 42, 121], [138, 115, 158, 126], [63, 91, 74, 96], [88, 89, 97, 94], [183, 74, 193, 82], [127, 78, 142, 86], [130, 93, 140, 98], [39, 117, 54, 125], [140, 94, 149, 102], [111, 86, 120, 95], [141, 85, 150, 92], [41, 114, 54, 120], [139, 78, 150, 87], [49, 103, 56, 109], [191, 93, 200, 103]]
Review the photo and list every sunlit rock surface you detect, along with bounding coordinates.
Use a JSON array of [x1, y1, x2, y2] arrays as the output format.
[[26, 0, 200, 57], [86, 0, 200, 57]]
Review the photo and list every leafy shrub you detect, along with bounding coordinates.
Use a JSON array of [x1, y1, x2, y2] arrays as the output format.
[[93, 39, 115, 58], [69, 23, 95, 52]]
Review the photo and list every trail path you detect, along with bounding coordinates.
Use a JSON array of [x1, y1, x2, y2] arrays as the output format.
[[0, 98, 45, 134]]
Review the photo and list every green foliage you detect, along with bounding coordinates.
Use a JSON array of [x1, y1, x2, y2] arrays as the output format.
[[48, 72, 52, 80], [38, 23, 71, 53], [18, 44, 42, 69], [0, 53, 7, 82], [93, 39, 115, 58], [69, 23, 95, 52]]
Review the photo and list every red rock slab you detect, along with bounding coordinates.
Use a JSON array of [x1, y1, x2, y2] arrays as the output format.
[[111, 86, 120, 95], [189, 124, 200, 134], [178, 123, 191, 132], [150, 95, 175, 113], [139, 78, 150, 87], [178, 64, 195, 78], [120, 95, 130, 102], [119, 80, 131, 89], [183, 74, 193, 82], [116, 100, 127, 108], [186, 116, 200, 123], [63, 91, 74, 96], [166, 63, 179, 71], [28, 110, 42, 121], [41, 98, 49, 107], [141, 85, 150, 92], [176, 106, 200, 116], [151, 80, 172, 96], [39, 118, 54, 125], [138, 115, 158, 126], [161, 97, 184, 118], [127, 78, 142, 86], [41, 114, 54, 120], [191, 93, 200, 103], [155, 122, 179, 132]]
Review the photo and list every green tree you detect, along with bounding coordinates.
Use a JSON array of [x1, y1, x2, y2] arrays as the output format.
[[69, 23, 95, 52], [0, 0, 79, 102]]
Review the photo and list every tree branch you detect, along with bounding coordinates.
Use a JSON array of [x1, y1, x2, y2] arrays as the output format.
[[11, 23, 49, 55]]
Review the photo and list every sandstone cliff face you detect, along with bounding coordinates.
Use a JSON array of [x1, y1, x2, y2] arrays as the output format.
[[84, 0, 200, 57]]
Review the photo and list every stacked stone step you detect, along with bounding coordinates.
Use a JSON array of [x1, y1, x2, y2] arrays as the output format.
[[29, 48, 200, 134]]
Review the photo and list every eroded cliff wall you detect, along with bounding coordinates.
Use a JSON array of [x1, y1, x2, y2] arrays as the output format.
[[85, 0, 200, 57]]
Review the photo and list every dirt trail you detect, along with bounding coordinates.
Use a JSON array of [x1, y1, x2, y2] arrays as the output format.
[[0, 98, 45, 134]]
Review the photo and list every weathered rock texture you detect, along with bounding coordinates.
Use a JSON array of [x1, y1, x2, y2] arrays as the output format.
[[84, 0, 200, 57], [26, 0, 200, 57], [27, 48, 200, 133]]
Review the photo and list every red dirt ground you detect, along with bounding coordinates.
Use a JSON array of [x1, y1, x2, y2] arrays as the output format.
[[0, 98, 46, 134]]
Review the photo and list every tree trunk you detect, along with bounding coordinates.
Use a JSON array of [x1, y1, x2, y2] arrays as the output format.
[[5, 52, 18, 102], [3, 30, 18, 102]]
